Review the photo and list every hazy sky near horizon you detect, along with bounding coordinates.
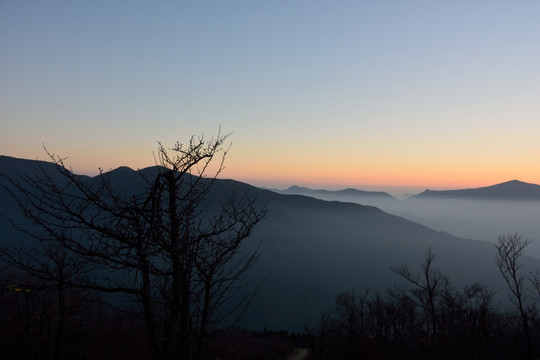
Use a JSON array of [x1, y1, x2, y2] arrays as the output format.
[[1, 1, 539, 192]]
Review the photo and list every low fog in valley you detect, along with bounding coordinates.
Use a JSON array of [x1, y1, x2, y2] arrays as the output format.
[[393, 198, 540, 258], [275, 185, 540, 259]]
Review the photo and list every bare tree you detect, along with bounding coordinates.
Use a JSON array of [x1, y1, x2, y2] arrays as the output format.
[[0, 243, 89, 360], [495, 233, 533, 360], [333, 289, 369, 360], [1, 132, 266, 360], [305, 312, 332, 360], [392, 249, 446, 342]]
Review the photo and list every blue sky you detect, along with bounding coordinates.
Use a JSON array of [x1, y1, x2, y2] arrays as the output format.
[[1, 1, 540, 193]]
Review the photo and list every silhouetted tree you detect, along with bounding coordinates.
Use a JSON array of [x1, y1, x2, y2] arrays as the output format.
[[304, 245, 536, 360], [1, 132, 266, 360], [305, 312, 331, 360], [391, 248, 446, 357], [0, 224, 98, 360], [333, 290, 369, 359], [495, 233, 533, 360]]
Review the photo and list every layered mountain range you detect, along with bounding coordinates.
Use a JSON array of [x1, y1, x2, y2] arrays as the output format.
[[2, 155, 540, 331], [277, 179, 540, 202]]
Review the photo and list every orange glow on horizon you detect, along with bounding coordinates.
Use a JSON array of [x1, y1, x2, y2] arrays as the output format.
[[7, 143, 540, 192], [223, 157, 540, 191]]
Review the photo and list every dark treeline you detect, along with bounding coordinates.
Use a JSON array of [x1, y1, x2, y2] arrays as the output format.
[[3, 242, 540, 360], [0, 275, 306, 360], [0, 272, 142, 360], [305, 244, 540, 360]]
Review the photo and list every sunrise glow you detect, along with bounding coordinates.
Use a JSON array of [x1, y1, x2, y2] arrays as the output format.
[[2, 2, 540, 196]]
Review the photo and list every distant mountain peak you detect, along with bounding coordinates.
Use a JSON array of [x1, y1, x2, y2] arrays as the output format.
[[287, 185, 310, 191], [411, 180, 540, 201], [112, 166, 135, 173], [276, 185, 396, 201]]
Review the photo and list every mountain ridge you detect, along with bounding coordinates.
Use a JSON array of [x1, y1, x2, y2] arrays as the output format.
[[276, 184, 396, 199], [3, 156, 540, 331], [411, 179, 540, 200]]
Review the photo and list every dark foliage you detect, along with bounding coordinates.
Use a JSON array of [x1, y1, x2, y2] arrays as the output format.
[[305, 249, 540, 360]]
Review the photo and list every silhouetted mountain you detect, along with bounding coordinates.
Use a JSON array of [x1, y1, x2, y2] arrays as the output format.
[[411, 180, 540, 200], [2, 156, 540, 332], [277, 185, 395, 199], [271, 185, 398, 212], [0, 155, 57, 176]]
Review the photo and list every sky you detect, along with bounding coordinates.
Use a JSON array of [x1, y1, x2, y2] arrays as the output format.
[[1, 1, 540, 196]]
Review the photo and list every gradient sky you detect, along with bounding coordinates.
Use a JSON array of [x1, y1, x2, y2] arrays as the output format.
[[1, 1, 540, 195]]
